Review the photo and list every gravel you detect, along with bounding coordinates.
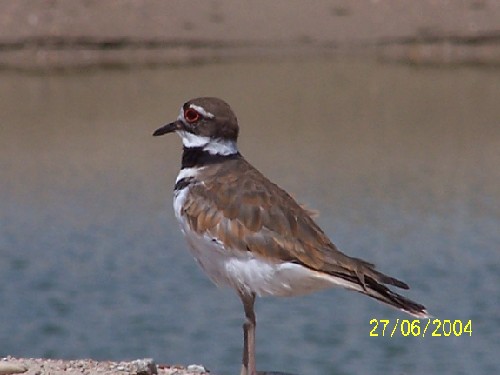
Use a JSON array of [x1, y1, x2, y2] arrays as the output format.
[[0, 357, 210, 375]]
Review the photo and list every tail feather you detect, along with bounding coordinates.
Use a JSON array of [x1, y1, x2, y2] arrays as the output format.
[[362, 276, 429, 318], [372, 269, 410, 290], [329, 271, 429, 318]]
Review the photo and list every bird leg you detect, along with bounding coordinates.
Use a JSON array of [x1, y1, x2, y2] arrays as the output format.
[[239, 291, 256, 375]]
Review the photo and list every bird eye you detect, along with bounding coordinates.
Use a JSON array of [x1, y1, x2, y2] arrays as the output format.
[[184, 108, 200, 123]]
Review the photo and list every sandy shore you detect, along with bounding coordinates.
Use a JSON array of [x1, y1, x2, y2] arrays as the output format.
[[1, 0, 499, 69]]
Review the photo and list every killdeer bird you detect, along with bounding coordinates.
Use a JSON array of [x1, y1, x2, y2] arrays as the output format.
[[153, 97, 429, 375]]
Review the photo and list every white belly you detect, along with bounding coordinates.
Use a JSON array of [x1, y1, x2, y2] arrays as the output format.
[[181, 224, 336, 297]]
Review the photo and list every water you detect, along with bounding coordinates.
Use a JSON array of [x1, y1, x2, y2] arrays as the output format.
[[0, 59, 499, 375]]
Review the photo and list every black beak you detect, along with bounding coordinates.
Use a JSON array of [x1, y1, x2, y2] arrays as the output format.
[[152, 121, 180, 137]]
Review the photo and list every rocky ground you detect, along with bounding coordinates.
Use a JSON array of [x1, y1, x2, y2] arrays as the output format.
[[0, 358, 293, 375], [0, 357, 210, 375]]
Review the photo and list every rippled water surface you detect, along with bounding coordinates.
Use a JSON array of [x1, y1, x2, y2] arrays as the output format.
[[1, 60, 499, 375]]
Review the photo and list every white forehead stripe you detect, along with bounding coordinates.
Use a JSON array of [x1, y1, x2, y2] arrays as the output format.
[[189, 104, 215, 119]]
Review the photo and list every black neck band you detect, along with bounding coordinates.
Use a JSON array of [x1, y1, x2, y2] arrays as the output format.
[[181, 147, 241, 169]]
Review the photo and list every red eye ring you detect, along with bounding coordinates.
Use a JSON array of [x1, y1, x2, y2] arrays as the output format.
[[184, 108, 200, 123]]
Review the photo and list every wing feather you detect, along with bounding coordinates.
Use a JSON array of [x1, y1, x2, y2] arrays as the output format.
[[182, 158, 408, 290]]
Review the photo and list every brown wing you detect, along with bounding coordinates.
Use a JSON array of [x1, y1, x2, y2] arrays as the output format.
[[182, 157, 408, 290]]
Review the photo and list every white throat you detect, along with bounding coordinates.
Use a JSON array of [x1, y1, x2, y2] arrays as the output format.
[[177, 131, 238, 156]]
